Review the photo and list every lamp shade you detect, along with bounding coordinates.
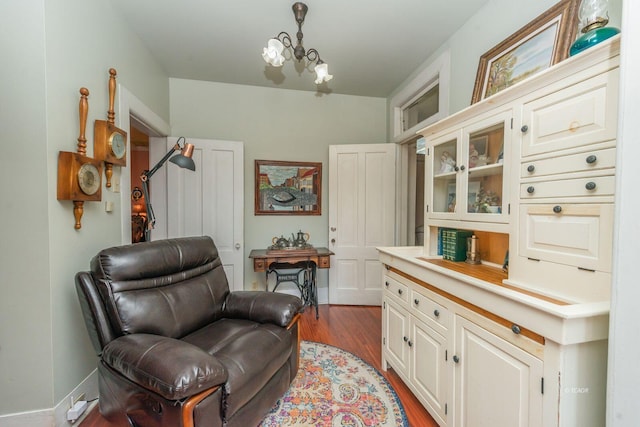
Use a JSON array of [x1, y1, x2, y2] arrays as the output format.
[[314, 62, 333, 84], [169, 142, 196, 171], [262, 39, 285, 67]]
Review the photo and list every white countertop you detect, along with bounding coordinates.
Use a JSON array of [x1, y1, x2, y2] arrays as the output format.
[[377, 246, 610, 344]]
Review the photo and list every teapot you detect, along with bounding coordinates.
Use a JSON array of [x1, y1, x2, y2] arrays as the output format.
[[271, 235, 292, 249], [292, 230, 310, 247]]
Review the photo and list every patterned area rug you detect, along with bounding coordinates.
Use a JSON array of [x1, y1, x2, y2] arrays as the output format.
[[260, 341, 408, 427]]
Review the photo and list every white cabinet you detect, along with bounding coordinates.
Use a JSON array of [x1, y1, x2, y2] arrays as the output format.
[[454, 315, 543, 427], [381, 36, 619, 427], [383, 275, 451, 426], [382, 268, 545, 427], [426, 111, 511, 226]]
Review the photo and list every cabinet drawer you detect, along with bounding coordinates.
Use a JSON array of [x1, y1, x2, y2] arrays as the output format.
[[411, 288, 450, 335], [383, 276, 409, 306], [521, 147, 616, 178], [519, 203, 614, 272], [520, 69, 619, 157], [317, 255, 330, 268], [520, 175, 615, 199]]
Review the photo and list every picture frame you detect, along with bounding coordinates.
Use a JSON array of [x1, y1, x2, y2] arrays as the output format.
[[470, 0, 580, 104], [255, 160, 322, 215]]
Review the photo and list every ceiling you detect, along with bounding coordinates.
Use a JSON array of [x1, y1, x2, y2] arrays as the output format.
[[108, 0, 489, 98]]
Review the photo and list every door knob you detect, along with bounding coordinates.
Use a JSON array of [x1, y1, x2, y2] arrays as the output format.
[[330, 227, 336, 232], [331, 238, 336, 244]]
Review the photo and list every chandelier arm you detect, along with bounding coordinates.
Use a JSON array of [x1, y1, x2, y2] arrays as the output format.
[[276, 31, 293, 48], [304, 48, 321, 64]]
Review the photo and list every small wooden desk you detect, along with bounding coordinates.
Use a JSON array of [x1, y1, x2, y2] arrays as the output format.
[[249, 247, 333, 319]]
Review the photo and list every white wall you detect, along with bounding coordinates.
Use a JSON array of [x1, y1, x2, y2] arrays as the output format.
[[608, 0, 640, 424], [389, 0, 623, 131], [0, 0, 170, 418], [169, 79, 387, 298]]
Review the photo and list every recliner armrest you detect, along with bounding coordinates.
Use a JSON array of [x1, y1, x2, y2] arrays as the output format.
[[102, 334, 227, 400], [224, 291, 303, 327]]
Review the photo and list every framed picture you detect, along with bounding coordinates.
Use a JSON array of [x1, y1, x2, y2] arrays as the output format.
[[470, 0, 580, 104], [255, 160, 322, 215]]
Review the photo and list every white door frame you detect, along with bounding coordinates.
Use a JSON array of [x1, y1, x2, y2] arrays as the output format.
[[117, 86, 171, 244]]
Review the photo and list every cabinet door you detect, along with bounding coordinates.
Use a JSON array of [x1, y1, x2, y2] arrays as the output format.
[[425, 112, 511, 224], [520, 69, 618, 157], [383, 298, 410, 377], [454, 316, 543, 427], [411, 318, 449, 425], [427, 130, 462, 218], [461, 111, 511, 223], [519, 203, 614, 272]]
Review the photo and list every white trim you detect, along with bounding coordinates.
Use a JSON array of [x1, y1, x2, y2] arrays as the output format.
[[0, 370, 98, 427], [390, 50, 451, 143], [117, 86, 171, 244]]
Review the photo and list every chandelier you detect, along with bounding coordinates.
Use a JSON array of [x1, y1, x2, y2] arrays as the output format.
[[262, 2, 333, 85]]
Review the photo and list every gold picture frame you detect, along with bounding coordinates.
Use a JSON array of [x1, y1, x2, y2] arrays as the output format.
[[471, 0, 580, 104]]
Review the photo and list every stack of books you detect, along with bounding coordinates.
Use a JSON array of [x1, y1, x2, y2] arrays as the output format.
[[440, 228, 473, 261]]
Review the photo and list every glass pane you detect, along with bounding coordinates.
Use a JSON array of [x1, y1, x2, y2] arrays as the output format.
[[403, 84, 439, 131], [467, 124, 504, 214], [432, 138, 457, 214]]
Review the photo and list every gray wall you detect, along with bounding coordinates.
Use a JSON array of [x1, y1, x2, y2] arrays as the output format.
[[169, 79, 388, 299], [0, 0, 170, 415]]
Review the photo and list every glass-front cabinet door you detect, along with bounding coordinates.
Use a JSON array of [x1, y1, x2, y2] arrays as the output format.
[[426, 111, 511, 224]]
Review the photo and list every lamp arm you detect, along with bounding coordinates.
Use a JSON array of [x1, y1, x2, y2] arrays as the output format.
[[139, 137, 186, 241]]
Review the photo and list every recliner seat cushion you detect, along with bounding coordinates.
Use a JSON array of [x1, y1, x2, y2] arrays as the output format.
[[182, 318, 293, 418]]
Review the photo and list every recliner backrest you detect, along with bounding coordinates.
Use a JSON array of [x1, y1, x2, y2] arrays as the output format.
[[89, 236, 230, 339]]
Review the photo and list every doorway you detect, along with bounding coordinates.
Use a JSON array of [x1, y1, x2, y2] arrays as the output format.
[[129, 124, 149, 243]]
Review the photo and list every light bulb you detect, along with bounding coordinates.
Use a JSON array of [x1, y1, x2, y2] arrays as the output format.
[[314, 62, 333, 84]]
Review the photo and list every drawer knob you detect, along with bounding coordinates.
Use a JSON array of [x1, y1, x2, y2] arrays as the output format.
[[433, 309, 440, 317], [527, 186, 535, 194], [460, 165, 466, 171], [511, 324, 522, 335], [408, 340, 413, 348], [521, 125, 529, 133], [527, 164, 535, 173], [414, 298, 420, 305], [586, 155, 597, 164], [454, 166, 459, 172], [453, 355, 460, 364], [403, 336, 408, 342], [385, 281, 389, 288], [553, 205, 562, 214], [398, 289, 403, 295], [585, 181, 597, 190]]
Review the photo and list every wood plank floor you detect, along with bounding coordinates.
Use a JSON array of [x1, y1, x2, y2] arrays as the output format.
[[80, 304, 438, 427]]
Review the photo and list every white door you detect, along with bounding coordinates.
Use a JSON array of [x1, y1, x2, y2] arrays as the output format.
[[328, 144, 396, 305], [166, 137, 244, 292]]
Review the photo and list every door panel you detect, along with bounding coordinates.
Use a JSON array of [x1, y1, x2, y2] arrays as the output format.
[[329, 144, 396, 305], [167, 137, 244, 291]]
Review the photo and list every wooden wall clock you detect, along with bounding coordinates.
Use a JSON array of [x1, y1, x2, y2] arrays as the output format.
[[57, 87, 102, 229], [94, 68, 127, 188]]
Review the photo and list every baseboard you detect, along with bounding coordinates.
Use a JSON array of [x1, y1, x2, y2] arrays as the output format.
[[54, 369, 98, 426], [0, 409, 54, 427], [0, 368, 99, 427]]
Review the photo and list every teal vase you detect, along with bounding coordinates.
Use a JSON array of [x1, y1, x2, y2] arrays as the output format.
[[570, 26, 620, 56]]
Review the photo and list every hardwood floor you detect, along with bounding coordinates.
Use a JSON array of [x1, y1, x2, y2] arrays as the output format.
[[80, 304, 438, 427]]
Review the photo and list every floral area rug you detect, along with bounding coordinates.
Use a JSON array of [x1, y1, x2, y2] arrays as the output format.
[[260, 341, 408, 427]]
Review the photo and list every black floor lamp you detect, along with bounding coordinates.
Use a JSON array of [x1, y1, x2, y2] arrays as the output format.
[[141, 137, 196, 242]]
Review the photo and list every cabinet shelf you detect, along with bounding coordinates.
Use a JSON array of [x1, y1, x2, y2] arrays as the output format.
[[467, 163, 503, 178]]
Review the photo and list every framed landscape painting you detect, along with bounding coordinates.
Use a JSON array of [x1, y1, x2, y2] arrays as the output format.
[[255, 160, 322, 215], [471, 0, 580, 104]]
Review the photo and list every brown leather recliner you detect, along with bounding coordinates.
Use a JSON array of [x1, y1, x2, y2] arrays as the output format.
[[75, 236, 303, 427]]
